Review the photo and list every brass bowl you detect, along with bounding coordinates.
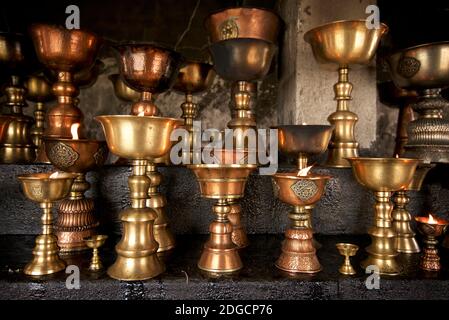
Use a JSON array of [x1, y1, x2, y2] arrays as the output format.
[[209, 38, 276, 81], [387, 41, 449, 90], [24, 75, 53, 102], [304, 20, 388, 68], [29, 24, 102, 72], [0, 32, 35, 75], [274, 125, 334, 157], [272, 173, 330, 206], [207, 148, 254, 165], [336, 243, 359, 256], [188, 164, 256, 199], [17, 172, 76, 203], [95, 115, 181, 160], [114, 44, 182, 93], [0, 116, 15, 144], [173, 61, 215, 94], [347, 157, 420, 192], [108, 74, 140, 102], [205, 7, 281, 43], [84, 234, 108, 249], [44, 138, 108, 173], [407, 164, 433, 191]]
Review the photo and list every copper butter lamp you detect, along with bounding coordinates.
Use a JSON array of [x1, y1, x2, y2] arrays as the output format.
[[305, 20, 388, 167], [96, 115, 180, 281]]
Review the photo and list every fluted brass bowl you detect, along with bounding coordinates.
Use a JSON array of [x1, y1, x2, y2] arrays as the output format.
[[0, 32, 35, 75], [304, 20, 388, 68], [24, 75, 53, 102], [0, 116, 15, 143], [188, 164, 256, 199], [387, 41, 449, 90], [272, 173, 330, 206], [108, 74, 140, 102], [274, 125, 334, 157], [173, 61, 215, 94], [205, 7, 281, 43], [114, 44, 182, 93], [347, 157, 420, 192], [29, 24, 102, 72], [44, 138, 108, 173], [17, 172, 76, 203], [95, 115, 181, 160], [209, 38, 276, 81]]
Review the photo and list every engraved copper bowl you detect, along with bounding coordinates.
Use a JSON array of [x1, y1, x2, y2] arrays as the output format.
[[44, 138, 108, 173], [114, 44, 182, 93], [272, 173, 330, 206], [209, 38, 276, 81], [29, 24, 102, 72], [17, 172, 76, 203], [387, 41, 449, 90], [304, 20, 388, 68], [205, 7, 281, 43], [108, 74, 140, 102], [415, 216, 448, 237], [173, 61, 215, 94]]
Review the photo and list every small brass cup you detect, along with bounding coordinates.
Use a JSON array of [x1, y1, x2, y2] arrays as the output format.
[[84, 235, 108, 272], [336, 243, 359, 275]]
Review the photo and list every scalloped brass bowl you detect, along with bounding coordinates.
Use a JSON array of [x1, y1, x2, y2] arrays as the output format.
[[387, 41, 449, 90], [347, 157, 420, 191], [173, 61, 215, 94], [17, 172, 76, 203], [304, 20, 388, 68]]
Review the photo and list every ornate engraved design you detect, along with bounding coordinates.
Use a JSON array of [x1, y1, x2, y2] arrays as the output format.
[[291, 179, 318, 201], [272, 179, 280, 198], [397, 56, 421, 78], [93, 145, 108, 166], [31, 184, 43, 198], [220, 18, 239, 40], [48, 142, 79, 169]]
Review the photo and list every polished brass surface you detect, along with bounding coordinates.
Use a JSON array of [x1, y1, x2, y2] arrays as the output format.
[[108, 74, 140, 102], [47, 60, 104, 89], [25, 75, 54, 163], [347, 157, 420, 275], [305, 20, 387, 167], [29, 24, 101, 139], [17, 172, 76, 276], [392, 164, 433, 253], [188, 163, 255, 273], [336, 243, 358, 275], [387, 42, 449, 163], [205, 7, 280, 43], [0, 116, 15, 143], [415, 216, 449, 272], [272, 173, 330, 273], [84, 235, 108, 271], [227, 200, 248, 248], [45, 138, 108, 252], [96, 115, 180, 280], [114, 44, 182, 116]]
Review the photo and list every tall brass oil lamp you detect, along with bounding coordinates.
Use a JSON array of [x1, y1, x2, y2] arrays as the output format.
[[188, 151, 256, 274], [29, 24, 102, 140], [347, 157, 420, 275], [44, 124, 108, 252], [114, 44, 182, 254], [0, 33, 36, 163], [17, 172, 76, 276], [24, 74, 54, 163], [96, 115, 180, 280], [304, 20, 388, 167], [392, 164, 433, 253], [388, 42, 449, 163]]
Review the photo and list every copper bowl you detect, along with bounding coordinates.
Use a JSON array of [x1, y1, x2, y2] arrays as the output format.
[[0, 33, 35, 75], [29, 24, 102, 72], [114, 43, 182, 93], [205, 7, 281, 43], [108, 74, 140, 102], [24, 75, 54, 102], [415, 216, 449, 237], [173, 61, 215, 94], [209, 38, 276, 81], [44, 138, 108, 173], [387, 41, 449, 90]]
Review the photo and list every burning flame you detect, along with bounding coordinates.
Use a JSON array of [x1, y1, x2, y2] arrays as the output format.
[[71, 123, 80, 140], [302, 122, 307, 125], [428, 213, 437, 225], [297, 165, 313, 177], [137, 111, 145, 117], [395, 154, 399, 159], [49, 172, 60, 179]]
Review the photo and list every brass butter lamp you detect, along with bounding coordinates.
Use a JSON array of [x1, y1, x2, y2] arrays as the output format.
[[347, 157, 420, 275], [0, 33, 36, 163], [84, 234, 108, 272], [44, 127, 108, 253], [24, 74, 54, 163], [387, 41, 449, 163], [336, 243, 359, 275], [96, 115, 180, 281], [114, 44, 182, 254], [188, 159, 256, 274], [17, 172, 76, 276], [304, 20, 388, 167], [29, 24, 102, 140]]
